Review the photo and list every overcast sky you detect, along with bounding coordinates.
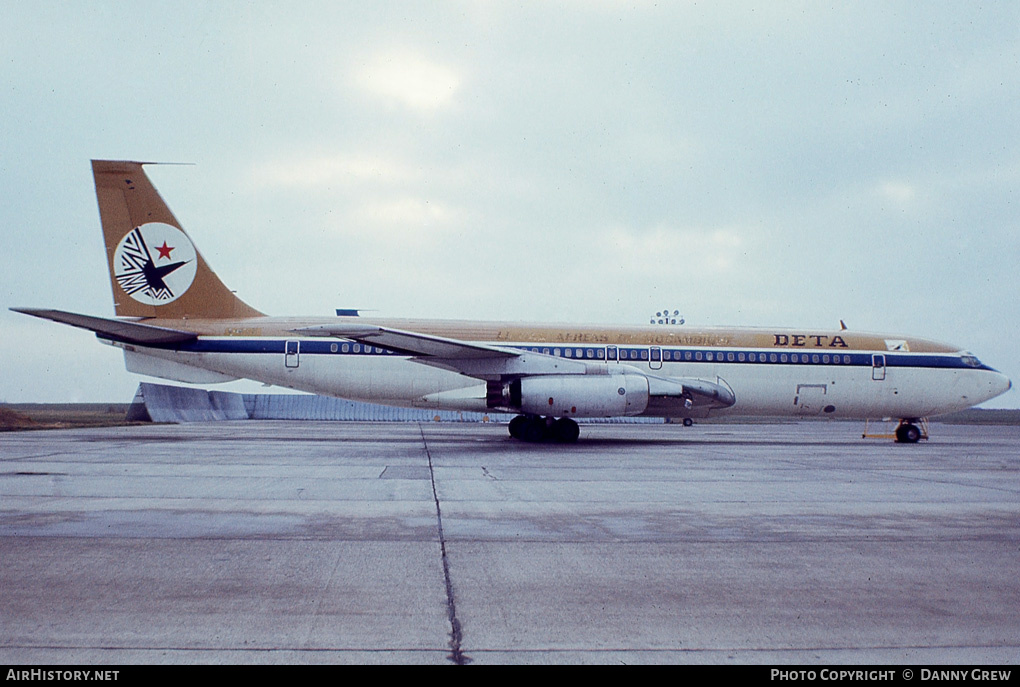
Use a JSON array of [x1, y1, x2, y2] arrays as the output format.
[[2, 1, 1017, 407]]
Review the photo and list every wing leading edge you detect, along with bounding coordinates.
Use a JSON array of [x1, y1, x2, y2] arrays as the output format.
[[292, 323, 518, 359]]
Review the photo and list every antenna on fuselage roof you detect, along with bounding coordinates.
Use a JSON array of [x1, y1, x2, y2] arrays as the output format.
[[840, 319, 848, 330]]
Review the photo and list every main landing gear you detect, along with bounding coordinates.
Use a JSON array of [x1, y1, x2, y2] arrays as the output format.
[[508, 415, 580, 443]]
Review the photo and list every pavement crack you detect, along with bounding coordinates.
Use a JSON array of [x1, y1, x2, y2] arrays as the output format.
[[419, 424, 470, 665]]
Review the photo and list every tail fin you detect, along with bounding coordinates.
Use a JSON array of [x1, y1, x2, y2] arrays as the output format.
[[93, 160, 263, 319]]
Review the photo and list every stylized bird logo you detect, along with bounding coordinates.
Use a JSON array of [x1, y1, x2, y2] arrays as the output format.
[[116, 227, 190, 301]]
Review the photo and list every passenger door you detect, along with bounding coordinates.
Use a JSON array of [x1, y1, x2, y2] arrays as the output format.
[[872, 354, 886, 381], [285, 339, 300, 368]]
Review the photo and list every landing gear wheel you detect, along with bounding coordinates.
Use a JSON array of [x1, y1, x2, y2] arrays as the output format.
[[508, 415, 529, 440], [552, 417, 580, 443], [508, 415, 579, 443], [895, 422, 922, 444], [522, 418, 547, 443], [682, 418, 694, 427], [508, 415, 545, 441]]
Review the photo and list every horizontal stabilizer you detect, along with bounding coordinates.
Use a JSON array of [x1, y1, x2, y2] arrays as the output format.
[[11, 308, 198, 346]]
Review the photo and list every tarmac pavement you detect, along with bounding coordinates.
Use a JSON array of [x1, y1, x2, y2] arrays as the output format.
[[1, 420, 1017, 664]]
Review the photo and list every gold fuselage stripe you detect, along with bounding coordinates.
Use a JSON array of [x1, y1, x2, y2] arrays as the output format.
[[141, 317, 960, 354]]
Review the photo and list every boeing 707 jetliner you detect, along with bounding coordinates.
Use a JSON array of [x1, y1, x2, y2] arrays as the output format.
[[13, 160, 1012, 442]]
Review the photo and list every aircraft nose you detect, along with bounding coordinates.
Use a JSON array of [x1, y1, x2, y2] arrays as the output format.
[[990, 371, 1012, 399]]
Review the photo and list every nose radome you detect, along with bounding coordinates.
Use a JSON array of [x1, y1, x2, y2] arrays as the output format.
[[990, 372, 1012, 400]]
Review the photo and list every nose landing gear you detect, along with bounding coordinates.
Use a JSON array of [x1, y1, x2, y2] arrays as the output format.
[[862, 418, 930, 443], [895, 419, 924, 444], [508, 415, 580, 443]]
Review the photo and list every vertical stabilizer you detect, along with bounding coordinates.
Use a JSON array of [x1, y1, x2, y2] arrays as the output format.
[[93, 160, 263, 319]]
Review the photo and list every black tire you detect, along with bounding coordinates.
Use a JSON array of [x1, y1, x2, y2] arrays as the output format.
[[896, 423, 921, 443], [553, 418, 580, 443], [508, 415, 528, 440], [522, 418, 547, 443]]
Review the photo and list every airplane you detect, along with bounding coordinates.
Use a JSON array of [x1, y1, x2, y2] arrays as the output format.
[[13, 159, 1012, 443]]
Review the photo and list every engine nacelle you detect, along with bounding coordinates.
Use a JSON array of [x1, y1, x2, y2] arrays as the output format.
[[497, 374, 650, 417]]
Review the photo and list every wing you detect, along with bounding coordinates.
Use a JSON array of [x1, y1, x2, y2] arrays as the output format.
[[292, 322, 589, 378], [292, 323, 518, 359], [293, 322, 735, 413]]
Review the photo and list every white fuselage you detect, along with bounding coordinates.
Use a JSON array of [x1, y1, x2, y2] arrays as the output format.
[[112, 330, 1011, 420]]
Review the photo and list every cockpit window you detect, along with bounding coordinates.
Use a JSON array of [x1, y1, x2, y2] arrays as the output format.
[[960, 352, 981, 367]]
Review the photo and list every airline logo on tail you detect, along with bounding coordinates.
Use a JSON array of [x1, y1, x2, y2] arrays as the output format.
[[113, 222, 197, 305]]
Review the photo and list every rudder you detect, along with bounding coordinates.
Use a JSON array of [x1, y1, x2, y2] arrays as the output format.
[[93, 159, 262, 320]]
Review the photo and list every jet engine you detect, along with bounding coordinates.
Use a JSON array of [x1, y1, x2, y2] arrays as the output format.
[[488, 374, 650, 417]]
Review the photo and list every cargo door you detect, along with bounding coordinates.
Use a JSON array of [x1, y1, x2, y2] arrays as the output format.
[[794, 383, 828, 414]]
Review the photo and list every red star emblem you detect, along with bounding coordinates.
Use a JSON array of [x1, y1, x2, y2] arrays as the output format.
[[155, 241, 174, 260]]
